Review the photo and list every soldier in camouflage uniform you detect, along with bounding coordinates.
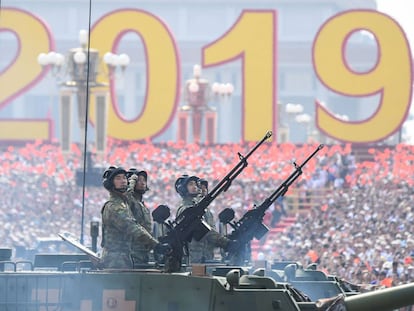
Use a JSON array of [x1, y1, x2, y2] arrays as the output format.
[[175, 175, 231, 264], [125, 168, 154, 267], [100, 166, 170, 269], [198, 178, 218, 262]]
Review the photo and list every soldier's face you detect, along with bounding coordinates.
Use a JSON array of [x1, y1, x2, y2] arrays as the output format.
[[200, 184, 208, 196], [135, 175, 147, 191], [187, 180, 200, 195], [113, 174, 127, 189]]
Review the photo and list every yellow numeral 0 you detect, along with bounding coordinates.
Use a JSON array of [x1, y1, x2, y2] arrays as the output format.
[[90, 9, 180, 140]]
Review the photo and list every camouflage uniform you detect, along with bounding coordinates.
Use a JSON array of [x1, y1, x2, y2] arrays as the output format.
[[176, 197, 228, 264], [203, 208, 217, 261], [101, 192, 158, 269], [126, 190, 153, 265]]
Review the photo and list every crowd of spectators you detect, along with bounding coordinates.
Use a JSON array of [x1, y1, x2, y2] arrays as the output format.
[[1, 139, 414, 289]]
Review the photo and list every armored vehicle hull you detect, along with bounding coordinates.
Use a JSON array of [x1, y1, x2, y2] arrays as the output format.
[[1, 268, 414, 311]]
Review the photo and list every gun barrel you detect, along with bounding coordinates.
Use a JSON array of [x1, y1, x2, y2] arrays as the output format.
[[162, 131, 272, 271], [223, 143, 325, 265], [209, 131, 272, 199], [345, 283, 414, 311]]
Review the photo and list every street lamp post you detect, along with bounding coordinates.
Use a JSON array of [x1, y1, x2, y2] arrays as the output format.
[[295, 113, 325, 143], [37, 29, 130, 154], [277, 102, 304, 142], [177, 65, 233, 144], [186, 64, 209, 144], [212, 82, 234, 143], [295, 113, 312, 142]]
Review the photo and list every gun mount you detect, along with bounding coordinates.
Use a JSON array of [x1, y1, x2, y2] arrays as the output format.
[[220, 144, 324, 265]]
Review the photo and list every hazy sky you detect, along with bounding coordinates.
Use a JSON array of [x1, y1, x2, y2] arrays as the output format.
[[377, 0, 414, 50]]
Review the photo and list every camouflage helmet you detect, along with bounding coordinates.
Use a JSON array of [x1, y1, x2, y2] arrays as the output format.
[[127, 168, 148, 181], [175, 174, 200, 198], [127, 168, 149, 192], [199, 178, 208, 190], [102, 166, 127, 191]]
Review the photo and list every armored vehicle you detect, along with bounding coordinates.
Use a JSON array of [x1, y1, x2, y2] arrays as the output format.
[[1, 256, 414, 311]]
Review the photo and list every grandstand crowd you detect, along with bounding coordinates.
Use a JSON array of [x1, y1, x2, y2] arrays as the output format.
[[1, 139, 414, 289]]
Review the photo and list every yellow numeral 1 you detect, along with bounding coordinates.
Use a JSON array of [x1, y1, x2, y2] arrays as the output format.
[[203, 10, 277, 142]]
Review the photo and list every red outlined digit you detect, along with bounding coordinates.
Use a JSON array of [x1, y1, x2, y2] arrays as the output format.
[[90, 9, 180, 140], [313, 10, 413, 143], [203, 10, 277, 142], [0, 8, 53, 140]]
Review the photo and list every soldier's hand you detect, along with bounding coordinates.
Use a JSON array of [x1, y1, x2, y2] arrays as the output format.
[[128, 174, 138, 187], [154, 242, 172, 255], [90, 256, 103, 270]]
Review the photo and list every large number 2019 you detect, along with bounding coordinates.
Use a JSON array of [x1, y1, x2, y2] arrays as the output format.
[[0, 8, 412, 143]]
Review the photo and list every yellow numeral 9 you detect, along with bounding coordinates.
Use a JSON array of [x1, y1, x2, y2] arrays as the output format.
[[313, 10, 413, 143]]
